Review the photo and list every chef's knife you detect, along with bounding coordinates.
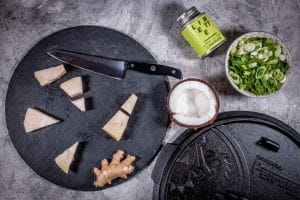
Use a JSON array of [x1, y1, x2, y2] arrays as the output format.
[[47, 50, 183, 79]]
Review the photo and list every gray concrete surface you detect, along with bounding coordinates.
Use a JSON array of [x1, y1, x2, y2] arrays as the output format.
[[0, 0, 299, 199]]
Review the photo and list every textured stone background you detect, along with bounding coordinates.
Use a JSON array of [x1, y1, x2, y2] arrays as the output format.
[[0, 0, 299, 199]]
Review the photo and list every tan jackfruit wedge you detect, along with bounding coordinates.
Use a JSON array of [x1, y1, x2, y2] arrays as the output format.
[[34, 64, 66, 86], [60, 77, 83, 98], [55, 142, 79, 174], [71, 97, 86, 112], [102, 110, 129, 142], [121, 94, 138, 115], [23, 108, 60, 133]]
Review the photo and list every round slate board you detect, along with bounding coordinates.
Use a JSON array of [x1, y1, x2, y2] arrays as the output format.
[[5, 26, 169, 191]]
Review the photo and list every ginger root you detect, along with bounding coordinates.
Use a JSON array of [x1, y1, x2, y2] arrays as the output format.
[[93, 150, 136, 187]]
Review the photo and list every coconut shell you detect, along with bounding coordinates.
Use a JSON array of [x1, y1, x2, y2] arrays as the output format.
[[167, 78, 220, 129]]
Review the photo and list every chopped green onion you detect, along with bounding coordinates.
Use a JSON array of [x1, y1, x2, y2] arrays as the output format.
[[272, 69, 284, 81], [244, 43, 256, 52], [279, 54, 285, 61], [231, 47, 237, 56], [267, 59, 278, 65], [255, 66, 266, 79], [248, 62, 257, 68], [228, 37, 289, 95], [274, 45, 281, 57], [229, 71, 241, 84], [244, 71, 251, 76]]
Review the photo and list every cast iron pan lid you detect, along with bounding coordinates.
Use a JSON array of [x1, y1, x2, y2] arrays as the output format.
[[152, 111, 300, 200], [5, 26, 169, 191]]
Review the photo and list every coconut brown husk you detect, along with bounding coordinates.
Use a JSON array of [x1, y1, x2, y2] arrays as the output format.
[[167, 78, 220, 129]]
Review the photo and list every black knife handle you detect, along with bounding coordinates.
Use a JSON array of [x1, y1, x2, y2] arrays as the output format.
[[127, 62, 183, 79]]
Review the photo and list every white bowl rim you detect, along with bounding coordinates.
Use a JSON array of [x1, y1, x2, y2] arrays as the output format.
[[225, 31, 292, 98]]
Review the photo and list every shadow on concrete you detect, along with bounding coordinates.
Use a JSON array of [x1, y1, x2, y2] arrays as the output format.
[[159, 2, 199, 60], [207, 29, 248, 97], [208, 29, 248, 57], [206, 72, 241, 97]]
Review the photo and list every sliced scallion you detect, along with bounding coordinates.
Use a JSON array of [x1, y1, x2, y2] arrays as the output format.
[[229, 37, 289, 95]]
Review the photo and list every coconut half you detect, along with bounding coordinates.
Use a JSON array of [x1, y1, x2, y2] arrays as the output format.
[[167, 79, 220, 128]]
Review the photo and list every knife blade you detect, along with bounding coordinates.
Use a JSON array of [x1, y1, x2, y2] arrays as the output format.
[[47, 50, 183, 79]]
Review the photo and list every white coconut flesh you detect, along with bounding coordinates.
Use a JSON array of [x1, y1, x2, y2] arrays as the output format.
[[169, 81, 218, 126]]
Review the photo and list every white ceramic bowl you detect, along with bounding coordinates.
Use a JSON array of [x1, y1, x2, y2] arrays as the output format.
[[225, 32, 292, 98]]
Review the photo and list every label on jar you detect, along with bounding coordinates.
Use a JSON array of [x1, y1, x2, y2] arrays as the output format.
[[181, 13, 226, 58]]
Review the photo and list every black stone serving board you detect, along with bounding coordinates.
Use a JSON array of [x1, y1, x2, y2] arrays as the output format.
[[5, 26, 169, 191]]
